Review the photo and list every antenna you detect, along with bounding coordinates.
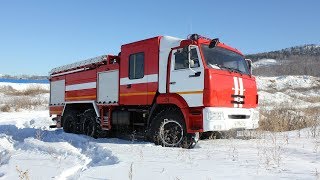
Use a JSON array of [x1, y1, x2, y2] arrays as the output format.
[[189, 18, 193, 34]]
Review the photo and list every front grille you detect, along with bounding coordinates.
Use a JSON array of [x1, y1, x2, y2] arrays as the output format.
[[228, 115, 250, 119]]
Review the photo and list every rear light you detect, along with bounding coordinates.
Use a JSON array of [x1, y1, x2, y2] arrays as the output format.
[[256, 94, 259, 104]]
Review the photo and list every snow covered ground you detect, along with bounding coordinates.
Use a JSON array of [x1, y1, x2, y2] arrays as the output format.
[[0, 111, 319, 180], [0, 77, 319, 179]]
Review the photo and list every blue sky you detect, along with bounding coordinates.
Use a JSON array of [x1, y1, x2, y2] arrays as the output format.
[[0, 0, 319, 75]]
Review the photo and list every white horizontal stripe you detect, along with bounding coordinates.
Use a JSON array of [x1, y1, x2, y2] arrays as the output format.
[[66, 82, 96, 91], [120, 74, 158, 85]]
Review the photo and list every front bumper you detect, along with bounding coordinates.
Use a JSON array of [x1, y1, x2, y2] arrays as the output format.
[[203, 107, 259, 132]]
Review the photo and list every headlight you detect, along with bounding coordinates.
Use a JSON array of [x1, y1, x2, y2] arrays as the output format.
[[207, 111, 224, 121]]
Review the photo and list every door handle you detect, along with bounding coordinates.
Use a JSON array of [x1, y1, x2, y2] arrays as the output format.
[[189, 71, 201, 77], [127, 84, 131, 88], [170, 82, 176, 85]]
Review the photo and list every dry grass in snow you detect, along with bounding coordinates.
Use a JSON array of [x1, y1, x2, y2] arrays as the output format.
[[0, 84, 49, 112]]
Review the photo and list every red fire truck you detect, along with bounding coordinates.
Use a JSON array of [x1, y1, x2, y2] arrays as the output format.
[[49, 34, 259, 148]]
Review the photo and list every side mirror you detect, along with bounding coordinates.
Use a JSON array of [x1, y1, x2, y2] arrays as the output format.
[[245, 59, 252, 74], [209, 38, 219, 48]]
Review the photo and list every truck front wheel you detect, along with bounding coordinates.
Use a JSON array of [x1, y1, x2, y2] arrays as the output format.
[[151, 109, 198, 149]]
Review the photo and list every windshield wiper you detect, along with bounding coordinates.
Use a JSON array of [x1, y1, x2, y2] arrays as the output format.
[[213, 64, 234, 73], [213, 64, 243, 75], [228, 67, 243, 75]]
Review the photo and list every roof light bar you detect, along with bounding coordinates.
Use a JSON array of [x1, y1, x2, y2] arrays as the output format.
[[188, 34, 211, 41]]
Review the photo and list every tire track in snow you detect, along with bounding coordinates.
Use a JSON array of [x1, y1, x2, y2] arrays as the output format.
[[0, 135, 15, 177], [0, 124, 119, 179]]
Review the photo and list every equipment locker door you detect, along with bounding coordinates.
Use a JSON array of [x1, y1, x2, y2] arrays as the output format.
[[97, 70, 119, 104], [169, 46, 204, 107]]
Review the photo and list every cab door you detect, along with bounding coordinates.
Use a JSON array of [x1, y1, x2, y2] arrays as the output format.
[[119, 37, 160, 105], [169, 46, 204, 107], [120, 51, 148, 105]]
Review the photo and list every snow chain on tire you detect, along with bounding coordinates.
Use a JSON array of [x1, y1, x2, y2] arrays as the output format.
[[150, 107, 198, 149], [81, 109, 102, 139]]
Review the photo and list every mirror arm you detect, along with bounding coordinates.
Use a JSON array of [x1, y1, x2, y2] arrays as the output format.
[[188, 45, 197, 73], [245, 59, 253, 75]]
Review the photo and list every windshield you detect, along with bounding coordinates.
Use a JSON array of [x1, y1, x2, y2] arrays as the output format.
[[201, 45, 250, 75]]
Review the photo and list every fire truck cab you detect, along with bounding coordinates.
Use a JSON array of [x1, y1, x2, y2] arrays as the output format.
[[49, 34, 259, 148]]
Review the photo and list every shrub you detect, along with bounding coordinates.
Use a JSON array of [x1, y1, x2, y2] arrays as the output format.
[[0, 104, 11, 112], [0, 85, 15, 93], [0, 84, 49, 111], [259, 107, 319, 132], [7, 85, 49, 96]]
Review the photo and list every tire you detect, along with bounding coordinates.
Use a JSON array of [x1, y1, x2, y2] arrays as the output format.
[[82, 109, 101, 138], [150, 108, 198, 149], [63, 111, 77, 133]]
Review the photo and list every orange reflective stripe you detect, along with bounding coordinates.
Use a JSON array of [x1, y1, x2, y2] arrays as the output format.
[[50, 111, 62, 114], [65, 95, 96, 100], [177, 91, 203, 95], [120, 92, 156, 97]]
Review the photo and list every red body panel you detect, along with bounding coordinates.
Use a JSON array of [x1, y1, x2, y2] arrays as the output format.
[[65, 69, 97, 101], [203, 69, 258, 108], [49, 106, 64, 116], [195, 38, 243, 56], [96, 63, 119, 72], [66, 69, 96, 85], [156, 93, 189, 109], [50, 76, 64, 82]]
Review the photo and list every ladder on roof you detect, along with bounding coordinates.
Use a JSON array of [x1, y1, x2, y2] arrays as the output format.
[[49, 55, 107, 76]]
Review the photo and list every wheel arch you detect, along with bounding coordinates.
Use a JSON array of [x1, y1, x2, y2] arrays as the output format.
[[62, 101, 100, 117], [156, 93, 189, 109], [148, 93, 190, 130]]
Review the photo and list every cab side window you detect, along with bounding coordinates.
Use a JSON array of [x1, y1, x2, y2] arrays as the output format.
[[174, 47, 200, 70], [174, 50, 188, 70], [129, 52, 144, 79]]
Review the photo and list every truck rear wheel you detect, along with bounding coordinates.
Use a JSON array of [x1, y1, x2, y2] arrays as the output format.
[[63, 111, 77, 133], [151, 108, 198, 149], [82, 109, 100, 138]]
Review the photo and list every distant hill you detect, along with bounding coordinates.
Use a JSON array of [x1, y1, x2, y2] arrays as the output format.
[[0, 74, 48, 80], [247, 44, 320, 77], [247, 44, 320, 60]]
